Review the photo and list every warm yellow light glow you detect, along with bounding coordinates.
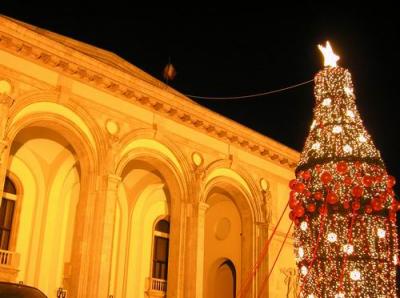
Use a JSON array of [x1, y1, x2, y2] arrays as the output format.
[[318, 41, 340, 67]]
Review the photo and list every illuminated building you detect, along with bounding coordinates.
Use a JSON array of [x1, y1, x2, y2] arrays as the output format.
[[0, 16, 298, 297]]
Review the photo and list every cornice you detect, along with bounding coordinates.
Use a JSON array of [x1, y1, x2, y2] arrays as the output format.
[[0, 19, 299, 170]]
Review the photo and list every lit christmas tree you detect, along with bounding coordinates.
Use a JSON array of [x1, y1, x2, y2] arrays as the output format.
[[289, 42, 398, 297]]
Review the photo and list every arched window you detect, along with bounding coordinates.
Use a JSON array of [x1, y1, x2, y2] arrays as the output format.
[[152, 219, 170, 281], [0, 177, 17, 250]]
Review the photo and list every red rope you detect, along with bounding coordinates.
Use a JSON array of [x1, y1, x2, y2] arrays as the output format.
[[237, 200, 290, 298], [297, 206, 328, 297], [257, 222, 294, 298]]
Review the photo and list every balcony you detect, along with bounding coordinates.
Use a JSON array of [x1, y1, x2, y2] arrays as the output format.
[[0, 249, 20, 282], [146, 277, 167, 297]]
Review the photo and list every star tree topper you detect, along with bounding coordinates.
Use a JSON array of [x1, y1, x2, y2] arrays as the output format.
[[318, 41, 340, 67]]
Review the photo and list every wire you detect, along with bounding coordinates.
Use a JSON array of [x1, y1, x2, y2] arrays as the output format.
[[237, 199, 290, 298], [185, 79, 313, 100], [257, 221, 294, 298]]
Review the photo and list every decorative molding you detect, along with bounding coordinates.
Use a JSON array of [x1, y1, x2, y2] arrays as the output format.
[[0, 25, 299, 170]]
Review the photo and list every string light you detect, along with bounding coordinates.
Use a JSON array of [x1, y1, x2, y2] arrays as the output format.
[[300, 221, 308, 231], [289, 42, 398, 297]]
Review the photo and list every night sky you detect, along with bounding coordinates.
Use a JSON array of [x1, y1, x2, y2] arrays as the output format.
[[1, 2, 400, 294], [1, 3, 399, 191]]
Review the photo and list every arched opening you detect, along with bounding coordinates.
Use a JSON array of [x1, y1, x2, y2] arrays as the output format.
[[7, 126, 81, 296], [152, 219, 170, 282], [112, 158, 176, 298], [203, 175, 255, 298], [0, 177, 17, 250], [215, 259, 236, 298], [204, 187, 242, 298]]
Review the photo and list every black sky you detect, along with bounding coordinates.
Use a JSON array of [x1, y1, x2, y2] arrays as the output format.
[[1, 3, 399, 193]]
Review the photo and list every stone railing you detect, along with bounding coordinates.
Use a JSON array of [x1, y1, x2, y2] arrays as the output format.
[[149, 278, 167, 294], [0, 249, 20, 282], [0, 249, 19, 267]]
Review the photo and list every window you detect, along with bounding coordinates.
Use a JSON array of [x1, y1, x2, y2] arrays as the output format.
[[152, 219, 170, 280], [0, 177, 17, 250]]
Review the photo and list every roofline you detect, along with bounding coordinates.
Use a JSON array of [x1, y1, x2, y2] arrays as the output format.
[[0, 15, 300, 169]]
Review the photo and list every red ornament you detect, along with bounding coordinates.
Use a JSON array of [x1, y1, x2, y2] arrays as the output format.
[[307, 203, 316, 213], [343, 201, 350, 209], [302, 170, 312, 180], [295, 182, 306, 192], [391, 200, 398, 211], [336, 161, 348, 173], [289, 211, 295, 220], [365, 205, 373, 214], [303, 189, 312, 198], [344, 176, 352, 185], [294, 205, 305, 218], [387, 175, 396, 188], [352, 201, 361, 211], [314, 191, 323, 201], [319, 205, 328, 215], [289, 179, 297, 190], [320, 171, 332, 184], [352, 186, 364, 198], [326, 192, 338, 205], [371, 199, 383, 211], [379, 193, 387, 203], [362, 176, 373, 187], [289, 197, 299, 209], [355, 161, 362, 169]]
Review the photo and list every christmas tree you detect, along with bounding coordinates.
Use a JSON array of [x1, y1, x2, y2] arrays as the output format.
[[289, 42, 398, 297]]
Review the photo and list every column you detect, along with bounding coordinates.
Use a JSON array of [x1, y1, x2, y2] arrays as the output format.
[[195, 201, 209, 298], [97, 174, 121, 297], [0, 92, 14, 200]]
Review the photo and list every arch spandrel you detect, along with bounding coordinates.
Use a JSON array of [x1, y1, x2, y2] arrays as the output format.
[[115, 132, 192, 203], [201, 163, 263, 223]]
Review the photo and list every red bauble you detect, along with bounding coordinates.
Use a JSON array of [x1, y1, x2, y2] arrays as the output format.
[[389, 212, 396, 222], [336, 161, 348, 173], [289, 211, 295, 220], [289, 197, 299, 209], [371, 199, 383, 211], [352, 186, 364, 198], [295, 182, 306, 192], [379, 193, 387, 203], [314, 191, 323, 201], [391, 200, 398, 211], [344, 176, 352, 185], [320, 171, 333, 184], [303, 189, 312, 198], [294, 205, 305, 218], [343, 201, 350, 209], [302, 170, 312, 180], [326, 192, 338, 205], [365, 205, 373, 214], [319, 205, 328, 215], [289, 179, 297, 190], [362, 176, 373, 187], [355, 161, 362, 168], [307, 203, 316, 213], [387, 175, 396, 188], [352, 201, 361, 211]]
